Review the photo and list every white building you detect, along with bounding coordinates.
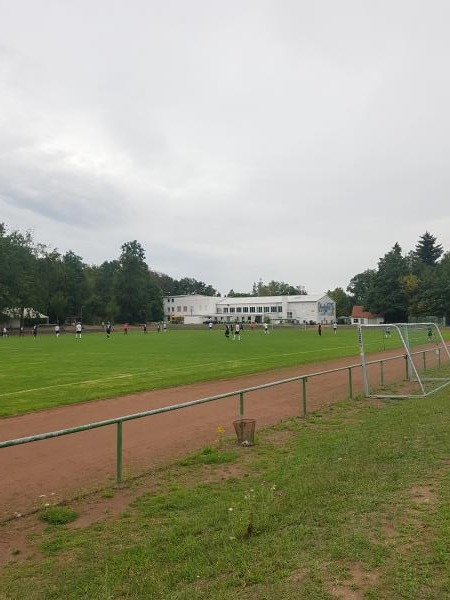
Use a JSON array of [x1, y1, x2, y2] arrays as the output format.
[[163, 294, 336, 325], [350, 306, 384, 325], [1, 308, 49, 327], [164, 294, 219, 325]]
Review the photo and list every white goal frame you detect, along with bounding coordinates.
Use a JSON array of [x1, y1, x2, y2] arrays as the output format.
[[357, 322, 450, 399]]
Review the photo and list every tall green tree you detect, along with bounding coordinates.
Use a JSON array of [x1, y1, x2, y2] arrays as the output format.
[[62, 251, 88, 320], [173, 277, 217, 296], [115, 241, 163, 322], [0, 225, 39, 321], [327, 287, 352, 317], [366, 243, 409, 322], [414, 231, 443, 266], [346, 269, 376, 307], [251, 279, 306, 296]]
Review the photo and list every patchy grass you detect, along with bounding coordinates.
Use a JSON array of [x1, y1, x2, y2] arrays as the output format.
[[177, 446, 239, 466], [2, 378, 450, 597], [38, 506, 78, 526]]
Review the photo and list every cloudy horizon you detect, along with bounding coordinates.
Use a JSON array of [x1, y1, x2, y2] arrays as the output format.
[[1, 1, 449, 296]]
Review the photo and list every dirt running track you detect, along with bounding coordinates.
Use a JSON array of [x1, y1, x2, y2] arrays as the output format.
[[0, 349, 442, 521]]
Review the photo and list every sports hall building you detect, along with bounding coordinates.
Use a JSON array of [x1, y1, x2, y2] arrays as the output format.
[[163, 294, 336, 325]]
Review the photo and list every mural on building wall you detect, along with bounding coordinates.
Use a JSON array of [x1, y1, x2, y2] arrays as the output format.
[[318, 302, 335, 317]]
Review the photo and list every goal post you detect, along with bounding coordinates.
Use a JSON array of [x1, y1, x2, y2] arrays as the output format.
[[357, 322, 450, 399]]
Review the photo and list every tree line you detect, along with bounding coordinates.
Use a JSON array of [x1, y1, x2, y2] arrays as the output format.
[[327, 232, 450, 322], [0, 224, 218, 325], [1, 225, 448, 325], [227, 279, 307, 298]]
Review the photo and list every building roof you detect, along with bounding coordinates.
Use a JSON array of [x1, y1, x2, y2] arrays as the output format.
[[351, 305, 381, 319], [164, 294, 217, 300], [217, 294, 330, 305]]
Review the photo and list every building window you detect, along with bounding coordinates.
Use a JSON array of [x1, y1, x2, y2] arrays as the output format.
[[183, 306, 187, 312], [223, 308, 228, 313], [264, 307, 270, 313], [236, 307, 242, 313], [277, 306, 283, 312], [230, 307, 235, 313], [177, 306, 181, 312], [257, 307, 262, 313], [271, 306, 277, 313], [249, 306, 255, 313], [243, 307, 248, 313], [287, 311, 293, 318], [217, 307, 222, 314]]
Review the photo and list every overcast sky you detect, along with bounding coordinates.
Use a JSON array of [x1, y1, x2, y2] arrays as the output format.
[[1, 1, 449, 295]]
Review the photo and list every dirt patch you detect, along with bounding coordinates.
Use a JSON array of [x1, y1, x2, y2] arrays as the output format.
[[331, 563, 380, 599], [260, 429, 294, 447], [409, 485, 437, 505], [0, 514, 45, 566]]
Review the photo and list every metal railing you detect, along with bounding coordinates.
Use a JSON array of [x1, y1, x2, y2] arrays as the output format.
[[0, 346, 447, 484]]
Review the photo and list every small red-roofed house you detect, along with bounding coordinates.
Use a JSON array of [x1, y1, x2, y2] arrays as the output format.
[[351, 305, 384, 325]]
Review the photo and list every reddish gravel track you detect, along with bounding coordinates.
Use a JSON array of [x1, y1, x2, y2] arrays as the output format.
[[0, 348, 441, 521]]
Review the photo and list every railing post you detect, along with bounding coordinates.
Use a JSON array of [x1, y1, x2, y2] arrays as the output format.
[[380, 360, 384, 388], [116, 421, 123, 485], [404, 354, 409, 380], [422, 351, 426, 372], [239, 392, 244, 417], [348, 367, 353, 399], [302, 377, 308, 417]]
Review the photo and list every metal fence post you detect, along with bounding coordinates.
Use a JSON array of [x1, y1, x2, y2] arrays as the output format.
[[116, 421, 123, 484], [404, 354, 409, 380], [348, 367, 353, 399], [422, 351, 426, 372], [302, 377, 308, 417], [239, 391, 244, 417]]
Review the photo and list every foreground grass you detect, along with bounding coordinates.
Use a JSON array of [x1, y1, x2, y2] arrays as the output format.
[[2, 374, 450, 598]]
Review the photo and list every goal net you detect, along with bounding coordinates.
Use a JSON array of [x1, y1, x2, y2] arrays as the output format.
[[357, 323, 450, 399]]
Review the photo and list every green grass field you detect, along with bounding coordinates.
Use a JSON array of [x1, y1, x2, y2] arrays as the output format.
[[2, 371, 450, 598], [0, 326, 448, 418]]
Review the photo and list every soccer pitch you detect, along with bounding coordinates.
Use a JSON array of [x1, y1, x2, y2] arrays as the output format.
[[0, 326, 443, 417]]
